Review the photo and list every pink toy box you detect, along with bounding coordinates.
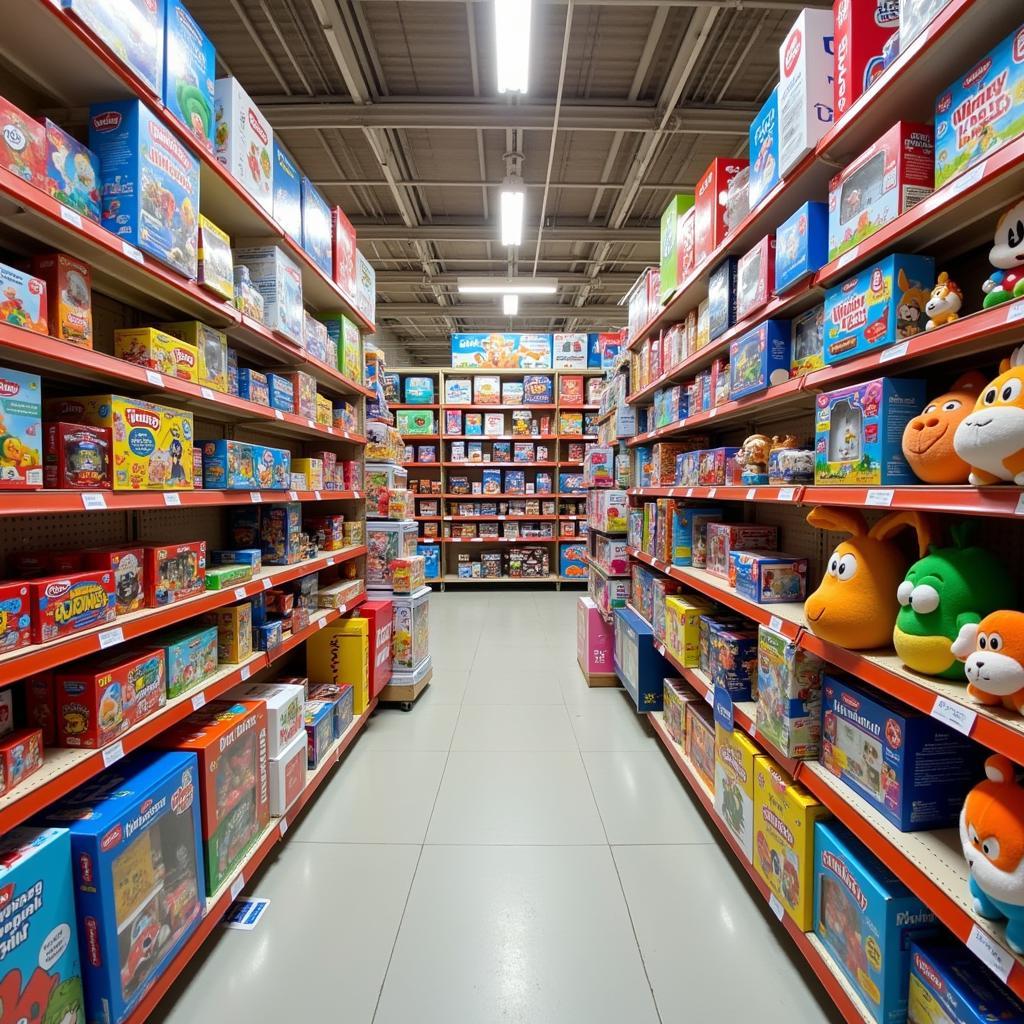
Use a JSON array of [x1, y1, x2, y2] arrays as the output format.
[[693, 158, 748, 267], [577, 595, 615, 684], [705, 522, 778, 581], [736, 235, 776, 319], [833, 0, 900, 122]]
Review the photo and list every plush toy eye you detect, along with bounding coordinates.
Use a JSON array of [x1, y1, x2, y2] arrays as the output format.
[[835, 553, 857, 580], [989, 633, 1003, 652], [978, 633, 988, 650], [924, 403, 937, 414], [909, 584, 940, 614], [828, 556, 839, 578], [942, 400, 961, 412], [897, 581, 914, 606], [1002, 379, 1023, 404], [983, 387, 998, 406], [982, 837, 1001, 860], [968, 823, 980, 845]]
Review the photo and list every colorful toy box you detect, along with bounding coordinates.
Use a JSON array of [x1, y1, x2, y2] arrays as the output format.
[[417, 542, 441, 581], [715, 723, 760, 861], [709, 625, 758, 701], [30, 570, 116, 644], [0, 729, 43, 793], [828, 122, 933, 262], [144, 540, 206, 606], [670, 507, 723, 567], [237, 368, 269, 405], [197, 215, 233, 300], [0, 581, 31, 655], [200, 439, 255, 489], [214, 77, 273, 213], [791, 303, 826, 375], [163, 0, 215, 150], [685, 701, 716, 790], [43, 119, 101, 224], [553, 333, 588, 370], [0, 827, 85, 1024], [756, 625, 823, 760], [823, 253, 934, 364], [159, 321, 230, 393], [614, 605, 670, 712], [748, 87, 780, 210], [404, 376, 435, 404], [834, 0, 900, 121], [577, 595, 615, 681], [729, 320, 791, 399], [315, 312, 363, 383], [83, 546, 144, 616], [46, 393, 194, 490], [158, 623, 218, 699], [754, 757, 826, 929], [814, 375, 925, 486], [664, 595, 713, 668], [0, 96, 46, 189], [559, 542, 587, 580], [397, 409, 435, 436], [63, 0, 164, 93], [705, 523, 777, 580], [228, 680, 303, 758], [694, 158, 748, 266], [115, 327, 198, 383], [307, 617, 371, 713], [300, 176, 332, 276], [333, 206, 359, 301], [736, 235, 776, 320], [355, 250, 376, 325], [0, 263, 47, 338], [272, 141, 302, 243], [707, 257, 738, 340], [732, 550, 807, 604], [156, 700, 269, 893], [32, 251, 92, 347], [775, 202, 828, 294], [234, 247, 303, 343], [660, 194, 696, 300], [392, 555, 426, 594], [304, 699, 334, 768], [366, 519, 418, 589], [391, 586, 430, 674], [814, 820, 937, 1024], [355, 598, 394, 699], [260, 502, 302, 565], [38, 750, 204, 1024], [934, 23, 1024, 189], [0, 365, 40, 489], [821, 676, 985, 830], [89, 100, 201, 278], [908, 941, 1024, 1024]]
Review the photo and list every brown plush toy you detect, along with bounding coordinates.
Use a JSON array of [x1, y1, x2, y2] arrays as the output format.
[[901, 372, 986, 483]]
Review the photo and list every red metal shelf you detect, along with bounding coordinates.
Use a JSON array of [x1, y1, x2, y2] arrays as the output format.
[[443, 434, 558, 441], [443, 461, 559, 468], [445, 403, 557, 411], [445, 515, 558, 521]]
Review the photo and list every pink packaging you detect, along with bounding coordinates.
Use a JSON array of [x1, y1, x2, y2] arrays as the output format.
[[694, 158, 748, 268], [833, 0, 899, 122], [577, 595, 614, 677], [677, 207, 696, 283], [736, 235, 776, 320], [705, 522, 778, 581]]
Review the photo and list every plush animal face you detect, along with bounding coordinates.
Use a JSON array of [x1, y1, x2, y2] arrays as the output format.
[[925, 274, 962, 319], [952, 610, 1024, 698], [961, 755, 1024, 907], [902, 372, 985, 483], [954, 349, 1024, 482], [989, 199, 1024, 271]]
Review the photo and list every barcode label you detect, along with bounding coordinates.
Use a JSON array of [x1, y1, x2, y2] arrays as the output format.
[[163, 493, 182, 506], [102, 741, 125, 767], [98, 627, 124, 649], [82, 492, 107, 510], [145, 370, 163, 387], [60, 206, 83, 228], [191, 692, 206, 711]]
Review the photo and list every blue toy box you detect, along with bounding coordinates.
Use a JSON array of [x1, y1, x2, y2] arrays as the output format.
[[200, 438, 256, 489], [44, 120, 102, 224], [559, 541, 587, 579], [748, 86, 780, 209], [266, 373, 294, 413], [559, 472, 585, 494], [260, 502, 302, 564], [821, 676, 985, 830], [522, 374, 554, 404], [300, 177, 332, 276], [255, 444, 290, 488], [708, 624, 758, 700], [732, 550, 807, 604], [823, 253, 935, 365], [613, 605, 670, 712], [775, 202, 828, 294], [64, 0, 164, 94], [0, 827, 85, 1024], [417, 542, 441, 580], [671, 506, 723, 567], [237, 368, 269, 405], [504, 469, 525, 494], [814, 821, 938, 1024], [272, 142, 302, 243], [89, 100, 201, 279], [708, 257, 738, 340], [909, 941, 1024, 1024], [37, 751, 204, 1024], [404, 376, 435, 404], [814, 376, 925, 486], [729, 320, 791, 399], [481, 468, 502, 494], [163, 0, 215, 152]]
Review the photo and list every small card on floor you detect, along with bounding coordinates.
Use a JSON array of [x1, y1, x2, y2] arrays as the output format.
[[223, 897, 271, 931]]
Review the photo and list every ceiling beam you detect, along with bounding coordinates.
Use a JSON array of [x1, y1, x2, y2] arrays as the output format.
[[375, 271, 638, 285], [314, 178, 697, 190], [355, 223, 657, 243], [378, 303, 625, 318]]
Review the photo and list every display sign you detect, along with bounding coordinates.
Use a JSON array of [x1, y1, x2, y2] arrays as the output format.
[[451, 333, 552, 368]]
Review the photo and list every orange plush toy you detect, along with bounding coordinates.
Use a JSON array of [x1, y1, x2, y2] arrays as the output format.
[[804, 508, 936, 650], [901, 372, 986, 483], [952, 610, 1024, 712]]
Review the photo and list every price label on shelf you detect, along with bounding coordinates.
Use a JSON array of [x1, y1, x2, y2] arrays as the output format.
[[308, 419, 316, 430], [707, 407, 718, 418], [703, 688, 713, 706], [746, 488, 756, 500], [289, 490, 299, 501], [967, 925, 1013, 982], [98, 626, 124, 650], [191, 692, 206, 711], [102, 741, 125, 768], [708, 488, 717, 498], [326, 556, 336, 566], [880, 340, 909, 364], [121, 241, 144, 263], [145, 370, 163, 388], [274, 409, 284, 420], [836, 246, 859, 269], [250, 492, 263, 503], [768, 615, 783, 633], [240, 664, 252, 681], [931, 696, 976, 736], [685, 488, 693, 498], [866, 489, 894, 507], [82, 492, 107, 510], [230, 874, 245, 901], [201, 386, 215, 401], [314, 490, 322, 501], [279, 818, 289, 836], [262, 578, 272, 590], [1008, 300, 1024, 324], [60, 206, 83, 228], [1016, 492, 1024, 517], [318, 617, 327, 629], [234, 587, 247, 601], [352, 491, 361, 500], [163, 493, 181, 506], [949, 160, 987, 197], [777, 488, 795, 501], [768, 893, 785, 921]]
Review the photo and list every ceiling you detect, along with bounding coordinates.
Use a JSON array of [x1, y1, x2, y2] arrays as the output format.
[[189, 0, 826, 362]]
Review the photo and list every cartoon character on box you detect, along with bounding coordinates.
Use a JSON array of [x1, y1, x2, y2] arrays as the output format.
[[0, 263, 48, 337], [715, 725, 759, 861], [43, 120, 101, 223], [144, 542, 206, 607], [31, 570, 117, 644], [0, 582, 31, 655], [756, 626, 823, 759], [85, 547, 144, 616], [32, 252, 93, 347], [160, 625, 218, 700]]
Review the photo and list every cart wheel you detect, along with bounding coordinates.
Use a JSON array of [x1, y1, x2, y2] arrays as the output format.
[[400, 701, 413, 712]]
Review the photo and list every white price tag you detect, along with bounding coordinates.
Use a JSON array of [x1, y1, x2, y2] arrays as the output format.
[[967, 924, 1013, 982], [880, 340, 910, 363], [768, 893, 785, 920], [686, 488, 693, 497], [233, 587, 247, 600], [326, 556, 335, 566], [60, 206, 83, 228], [1016, 493, 1024, 517], [191, 692, 206, 711], [746, 488, 756, 500], [931, 696, 977, 736], [163, 492, 181, 506], [703, 688, 714, 706], [229, 874, 245, 900], [314, 490, 322, 501], [836, 246, 859, 269], [866, 489, 894, 507], [98, 626, 124, 650], [201, 386, 215, 401], [274, 409, 284, 420], [1007, 300, 1024, 324], [262, 578, 271, 590], [279, 818, 289, 836], [352, 491, 361, 500], [145, 370, 163, 387], [240, 664, 252, 681], [318, 617, 327, 629], [250, 492, 262, 503], [121, 241, 144, 263], [707, 407, 718, 418], [308, 419, 316, 429], [82, 492, 107, 510], [949, 160, 987, 196], [102, 741, 125, 768], [289, 490, 299, 501], [777, 487, 795, 501], [769, 615, 783, 633]]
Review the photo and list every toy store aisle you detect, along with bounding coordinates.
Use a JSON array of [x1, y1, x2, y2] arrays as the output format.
[[153, 591, 840, 1024]]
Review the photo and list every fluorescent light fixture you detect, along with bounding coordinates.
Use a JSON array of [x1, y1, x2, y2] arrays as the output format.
[[496, 0, 531, 94], [500, 178, 525, 246], [503, 293, 519, 315], [457, 277, 557, 295]]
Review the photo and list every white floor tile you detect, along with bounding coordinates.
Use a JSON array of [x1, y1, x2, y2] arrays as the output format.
[[567, 699, 656, 751], [463, 670, 566, 705], [359, 704, 461, 751], [373, 845, 660, 1024], [414, 667, 471, 705], [451, 704, 577, 751]]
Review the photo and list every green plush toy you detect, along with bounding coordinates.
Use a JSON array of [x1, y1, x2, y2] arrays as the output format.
[[893, 523, 1017, 679]]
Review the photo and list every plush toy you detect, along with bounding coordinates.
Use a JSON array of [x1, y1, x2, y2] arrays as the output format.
[[983, 198, 1024, 308], [952, 610, 1024, 712], [902, 372, 986, 484], [953, 345, 1024, 484], [961, 754, 1024, 952], [893, 523, 1016, 679], [924, 272, 962, 329], [804, 508, 935, 650], [737, 434, 772, 484]]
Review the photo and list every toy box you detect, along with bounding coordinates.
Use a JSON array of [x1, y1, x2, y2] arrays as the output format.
[[553, 332, 588, 369], [685, 701, 716, 790], [300, 176, 332, 276], [822, 676, 984, 830], [403, 376, 434, 405], [0, 263, 47, 338], [228, 680, 303, 759], [814, 376, 925, 486], [333, 205, 358, 301], [757, 625, 823, 759], [834, 0, 900, 121], [445, 378, 471, 405], [307, 683, 352, 739], [397, 409, 435, 436], [307, 614, 372, 711], [355, 598, 394, 698], [261, 502, 302, 564], [828, 122, 933, 262], [776, 202, 828, 295], [234, 247, 302, 344], [391, 586, 430, 674], [748, 87, 780, 210], [214, 77, 273, 212], [660, 194, 696, 300], [732, 550, 807, 604], [38, 750, 204, 1024], [271, 141, 302, 243], [523, 374, 554, 404], [30, 570, 116, 644], [815, 821, 937, 1024], [32, 252, 92, 347], [791, 303, 826, 375], [663, 595, 713, 667], [356, 249, 376, 325], [736, 235, 776, 320], [0, 581, 31, 655], [392, 555, 426, 594], [709, 624, 758, 701], [472, 375, 500, 405], [196, 214, 233, 300], [707, 257, 738, 340], [0, 728, 43, 793], [613, 605, 670, 712], [268, 727, 306, 815], [89, 100, 201, 278], [143, 540, 206, 606], [663, 679, 697, 745], [0, 826, 85, 1022], [0, 96, 46, 189], [670, 507, 723, 567], [158, 623, 218, 699], [705, 523, 777, 581], [315, 312, 362, 383], [156, 699, 269, 893], [698, 447, 740, 487], [159, 322, 229, 393], [908, 941, 1024, 1024], [587, 489, 628, 534], [417, 542, 441, 580], [255, 620, 282, 652], [44, 119, 101, 224], [729, 321, 791, 400], [0, 367, 41, 489], [577, 595, 615, 680], [44, 421, 111, 490], [694, 158, 748, 266], [304, 700, 334, 767], [754, 757, 826, 929], [84, 546, 145, 615], [777, 8, 835, 176], [934, 23, 1024, 189], [559, 542, 587, 580], [163, 0, 215, 150], [715, 723, 760, 861], [64, 0, 163, 93], [900, 0, 954, 51], [115, 327, 198, 383], [823, 253, 935, 365], [237, 368, 269, 405], [200, 439, 255, 489], [45, 393, 194, 490]]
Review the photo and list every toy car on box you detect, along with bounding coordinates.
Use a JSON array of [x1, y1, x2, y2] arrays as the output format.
[[44, 421, 111, 489], [30, 569, 116, 644], [115, 327, 198, 383], [32, 251, 93, 347], [143, 541, 207, 606]]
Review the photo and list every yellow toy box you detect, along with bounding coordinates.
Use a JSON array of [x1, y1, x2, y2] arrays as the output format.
[[714, 723, 760, 862], [306, 618, 370, 714], [204, 602, 252, 664], [753, 756, 827, 929], [159, 321, 229, 393], [44, 394, 194, 490], [292, 458, 323, 490], [664, 595, 712, 667], [114, 327, 199, 384], [316, 393, 332, 427]]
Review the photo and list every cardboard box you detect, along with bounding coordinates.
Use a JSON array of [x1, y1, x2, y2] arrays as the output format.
[[214, 77, 273, 212], [63, 0, 164, 94], [748, 87, 780, 209], [332, 206, 359, 301], [756, 625, 823, 759], [32, 252, 93, 347], [736, 235, 776, 320], [729, 320, 791, 399], [300, 176, 332, 276], [834, 0, 900, 121], [159, 321, 229, 392], [777, 9, 835, 175], [163, 0, 216, 150], [197, 214, 233, 300], [775, 202, 828, 294], [234, 246, 303, 344], [660, 194, 696, 300], [715, 724, 760, 861], [115, 327, 198, 383], [143, 540, 207, 606], [0, 96, 47, 190], [694, 158, 748, 266], [268, 727, 306, 815]]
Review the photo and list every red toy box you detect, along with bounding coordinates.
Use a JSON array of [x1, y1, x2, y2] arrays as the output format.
[[332, 206, 358, 303], [43, 422, 111, 489], [0, 581, 31, 655], [30, 569, 116, 643], [84, 546, 145, 615], [24, 673, 55, 744], [736, 235, 776, 320], [0, 96, 46, 189], [678, 206, 696, 283], [55, 647, 166, 748], [694, 158, 748, 267], [0, 728, 43, 795], [144, 541, 207, 607], [833, 0, 899, 122], [356, 598, 394, 699]]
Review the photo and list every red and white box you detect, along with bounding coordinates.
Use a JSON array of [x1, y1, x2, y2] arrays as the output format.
[[0, 581, 32, 655], [332, 206, 358, 302], [269, 727, 307, 816], [694, 158, 749, 267], [833, 0, 899, 122], [736, 235, 777, 320], [677, 206, 696, 283], [356, 598, 394, 699]]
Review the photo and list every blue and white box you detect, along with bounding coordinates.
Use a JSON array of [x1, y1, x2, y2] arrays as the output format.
[[708, 257, 738, 340], [300, 176, 332, 276], [748, 86, 780, 209], [777, 8, 834, 175], [908, 941, 1024, 1024], [272, 141, 302, 243], [163, 0, 216, 151], [233, 246, 304, 344], [775, 201, 828, 293], [613, 605, 671, 712], [64, 0, 164, 94], [729, 320, 791, 399], [417, 542, 441, 580]]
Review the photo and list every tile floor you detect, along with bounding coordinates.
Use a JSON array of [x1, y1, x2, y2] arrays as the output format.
[[154, 590, 843, 1024]]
